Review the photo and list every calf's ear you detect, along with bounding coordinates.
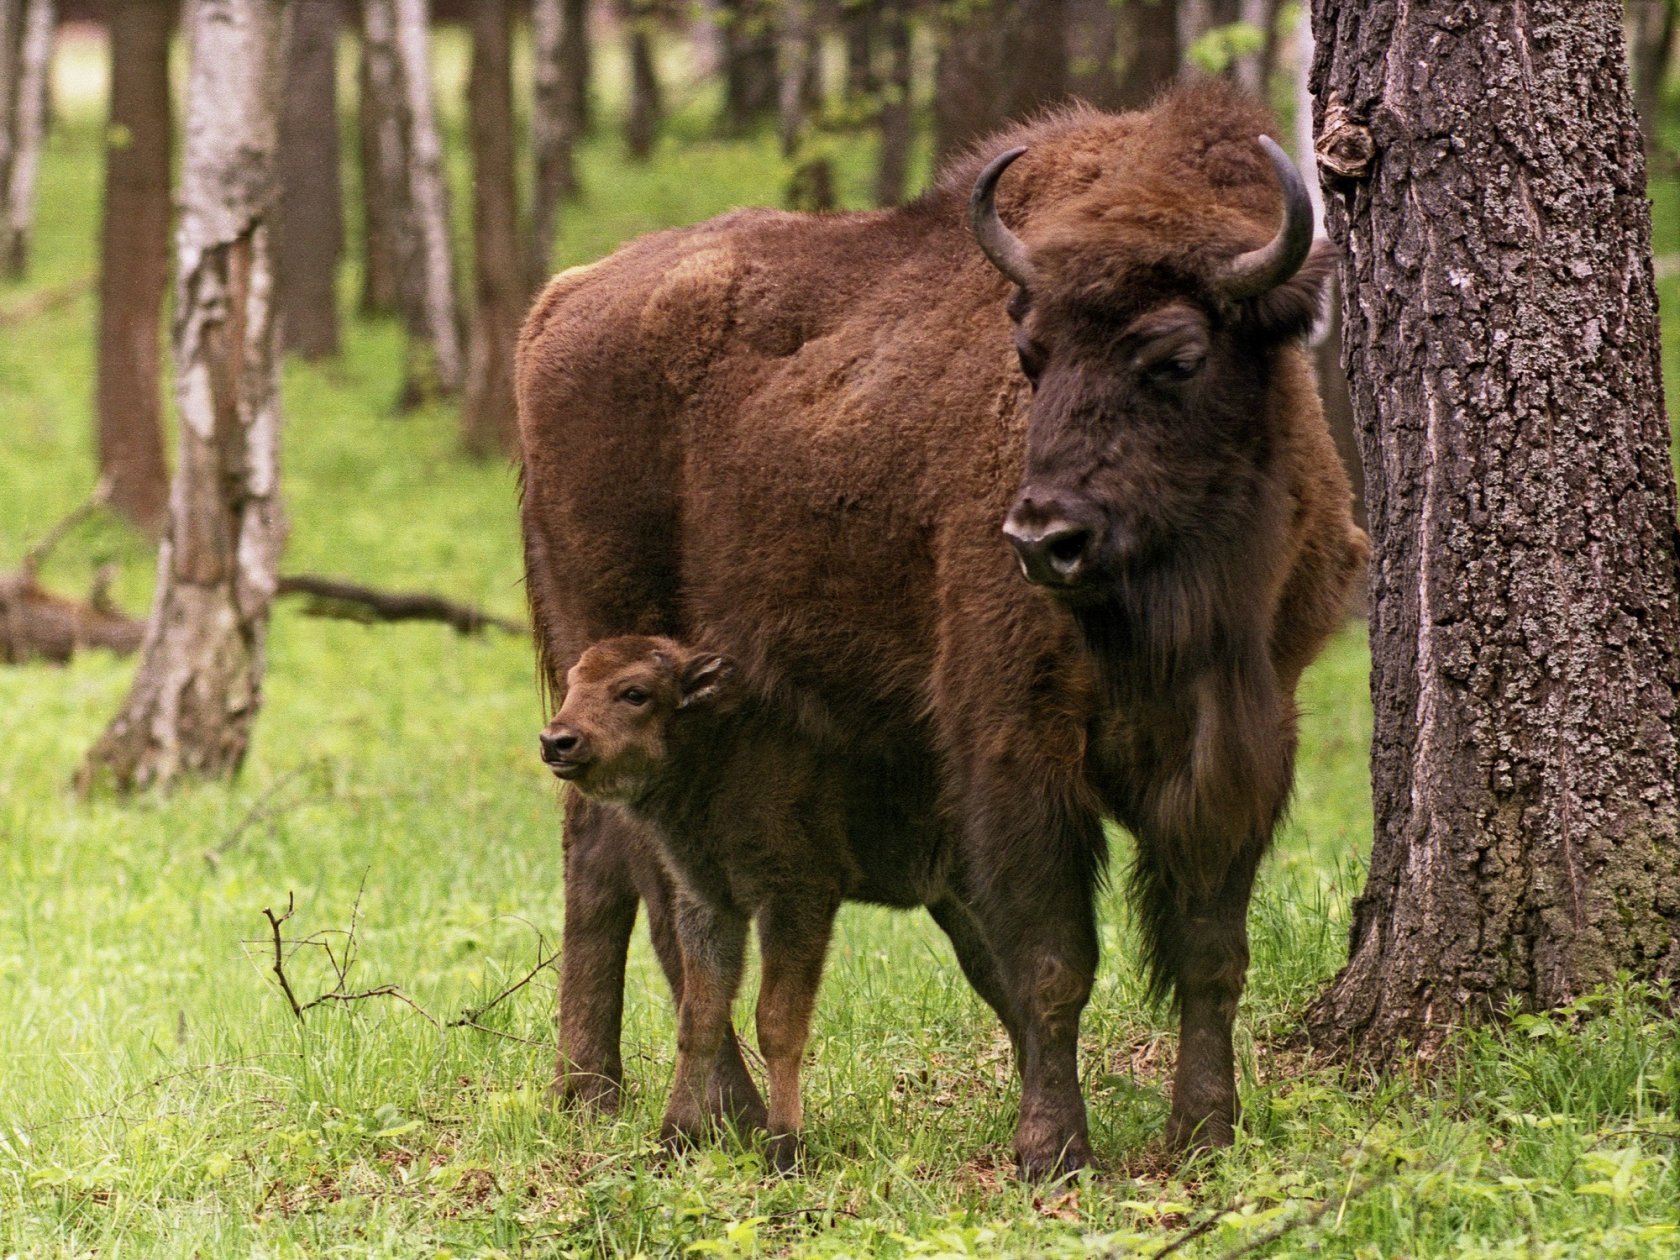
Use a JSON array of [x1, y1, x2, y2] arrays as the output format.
[[1241, 238, 1336, 342], [677, 653, 736, 709]]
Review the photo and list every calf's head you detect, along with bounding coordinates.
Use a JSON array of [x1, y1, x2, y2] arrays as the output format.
[[538, 635, 735, 802], [970, 135, 1328, 599]]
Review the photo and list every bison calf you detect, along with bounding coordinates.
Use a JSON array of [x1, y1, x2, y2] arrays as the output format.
[[540, 634, 959, 1171]]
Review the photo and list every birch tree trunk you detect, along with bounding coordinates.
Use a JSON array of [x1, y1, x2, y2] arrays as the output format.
[[95, 0, 174, 536], [463, 0, 521, 457], [528, 0, 584, 287], [80, 0, 287, 795], [277, 0, 342, 359], [1, 0, 54, 278], [357, 14, 398, 314], [1306, 0, 1680, 1062]]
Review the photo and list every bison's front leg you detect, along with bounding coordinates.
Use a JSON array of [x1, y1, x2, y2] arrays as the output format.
[[964, 782, 1103, 1179], [754, 890, 839, 1173], [554, 794, 640, 1111], [662, 895, 750, 1147]]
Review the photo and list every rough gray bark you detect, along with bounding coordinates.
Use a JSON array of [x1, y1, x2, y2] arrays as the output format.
[[80, 0, 288, 795], [0, 0, 54, 277], [1307, 0, 1680, 1061], [95, 0, 174, 536], [528, 0, 584, 288], [277, 0, 342, 359], [463, 0, 521, 457]]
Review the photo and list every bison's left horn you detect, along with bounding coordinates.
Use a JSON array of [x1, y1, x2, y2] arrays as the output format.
[[970, 147, 1037, 291], [1216, 135, 1314, 300]]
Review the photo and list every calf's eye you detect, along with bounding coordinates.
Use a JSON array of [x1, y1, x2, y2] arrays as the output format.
[[621, 688, 649, 706], [1148, 352, 1206, 385]]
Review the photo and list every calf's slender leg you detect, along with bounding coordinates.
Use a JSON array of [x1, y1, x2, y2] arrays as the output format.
[[754, 890, 840, 1172], [963, 778, 1103, 1179], [928, 893, 1021, 1051], [661, 895, 750, 1145], [634, 845, 767, 1131], [554, 793, 638, 1111]]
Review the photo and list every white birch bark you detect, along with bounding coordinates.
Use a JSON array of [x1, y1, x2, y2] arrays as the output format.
[[528, 0, 568, 286], [80, 0, 288, 794], [1, 0, 54, 277]]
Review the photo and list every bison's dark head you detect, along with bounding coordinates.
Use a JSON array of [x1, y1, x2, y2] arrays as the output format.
[[970, 136, 1328, 601]]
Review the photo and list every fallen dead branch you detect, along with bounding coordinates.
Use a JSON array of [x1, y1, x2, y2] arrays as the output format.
[[276, 574, 523, 635]]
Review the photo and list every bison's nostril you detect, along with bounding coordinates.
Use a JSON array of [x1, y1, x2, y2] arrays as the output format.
[[1046, 529, 1091, 571], [540, 729, 581, 762]]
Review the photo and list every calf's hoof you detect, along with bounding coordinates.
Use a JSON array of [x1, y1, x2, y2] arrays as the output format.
[[707, 1066, 769, 1134], [766, 1131, 805, 1176], [551, 1070, 622, 1115]]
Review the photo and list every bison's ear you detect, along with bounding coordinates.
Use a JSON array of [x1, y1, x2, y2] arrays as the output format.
[[1239, 238, 1336, 342], [677, 653, 736, 710]]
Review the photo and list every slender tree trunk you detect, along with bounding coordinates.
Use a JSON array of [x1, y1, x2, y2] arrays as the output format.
[[1630, 1, 1678, 164], [562, 0, 592, 135], [95, 0, 174, 536], [623, 0, 662, 160], [718, 0, 778, 134], [277, 0, 342, 359], [776, 0, 814, 159], [362, 0, 460, 402], [0, 1, 23, 251], [1, 0, 54, 278], [1068, 0, 1122, 109], [933, 0, 1068, 164], [1115, 0, 1180, 109], [357, 14, 398, 314], [1306, 0, 1680, 1062], [80, 0, 288, 795], [841, 0, 876, 103], [873, 0, 912, 207], [528, 0, 585, 288], [463, 0, 521, 457]]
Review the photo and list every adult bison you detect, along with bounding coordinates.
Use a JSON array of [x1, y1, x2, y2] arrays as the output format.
[[516, 82, 1366, 1176]]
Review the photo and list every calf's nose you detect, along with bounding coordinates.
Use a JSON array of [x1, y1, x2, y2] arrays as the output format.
[[539, 727, 587, 765], [1003, 497, 1103, 587]]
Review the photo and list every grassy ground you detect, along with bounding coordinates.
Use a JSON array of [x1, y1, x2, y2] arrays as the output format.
[[2, 27, 1677, 1260]]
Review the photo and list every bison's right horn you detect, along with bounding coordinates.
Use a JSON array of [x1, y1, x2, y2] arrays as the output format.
[[1215, 135, 1314, 300], [970, 147, 1037, 291]]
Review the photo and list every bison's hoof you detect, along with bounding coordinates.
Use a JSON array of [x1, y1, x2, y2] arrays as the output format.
[[1165, 1110, 1235, 1156], [766, 1131, 805, 1175], [659, 1116, 707, 1151], [551, 1071, 622, 1115], [1014, 1135, 1093, 1181]]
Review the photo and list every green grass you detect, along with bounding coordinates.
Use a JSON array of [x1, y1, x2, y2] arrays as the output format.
[[2, 26, 1678, 1260]]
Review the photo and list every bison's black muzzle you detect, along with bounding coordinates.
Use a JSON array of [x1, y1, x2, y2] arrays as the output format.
[[540, 727, 592, 780], [1003, 496, 1104, 590]]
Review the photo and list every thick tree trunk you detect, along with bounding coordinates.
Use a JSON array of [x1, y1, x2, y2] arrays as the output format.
[[1306, 0, 1680, 1061], [0, 0, 54, 278], [463, 0, 521, 457], [95, 0, 173, 537], [1114, 0, 1180, 109], [623, 0, 662, 161], [933, 0, 1068, 164], [277, 0, 342, 359], [361, 0, 461, 402], [873, 0, 912, 207], [528, 0, 585, 288], [718, 0, 777, 134], [80, 0, 287, 795]]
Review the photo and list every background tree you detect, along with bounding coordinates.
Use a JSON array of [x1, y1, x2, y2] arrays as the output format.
[[932, 0, 1068, 164], [1114, 0, 1182, 108], [94, 0, 173, 536], [277, 0, 343, 360], [1306, 0, 1680, 1061], [622, 0, 664, 160], [81, 0, 288, 794], [873, 0, 913, 206], [718, 0, 779, 133], [1630, 0, 1677, 164], [528, 0, 588, 287], [463, 0, 522, 456], [361, 0, 462, 403], [0, 0, 54, 278]]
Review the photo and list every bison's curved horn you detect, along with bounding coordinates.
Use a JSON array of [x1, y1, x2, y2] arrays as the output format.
[[1216, 135, 1314, 301], [969, 147, 1036, 291]]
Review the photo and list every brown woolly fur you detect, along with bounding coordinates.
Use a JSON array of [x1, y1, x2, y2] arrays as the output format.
[[517, 79, 1367, 1177]]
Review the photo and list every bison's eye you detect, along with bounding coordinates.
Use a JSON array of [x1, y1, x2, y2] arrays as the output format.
[[620, 687, 649, 706], [1145, 351, 1206, 387], [1015, 333, 1046, 385]]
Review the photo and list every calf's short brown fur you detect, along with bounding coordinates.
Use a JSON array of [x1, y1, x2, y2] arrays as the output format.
[[542, 635, 992, 1170], [517, 81, 1367, 1176]]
